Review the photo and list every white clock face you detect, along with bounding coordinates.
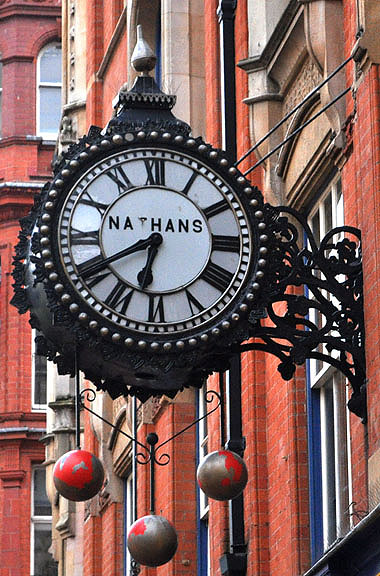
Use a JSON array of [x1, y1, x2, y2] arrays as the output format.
[[58, 148, 252, 334]]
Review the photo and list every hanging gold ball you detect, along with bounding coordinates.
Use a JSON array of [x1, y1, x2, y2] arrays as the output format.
[[197, 449, 248, 501]]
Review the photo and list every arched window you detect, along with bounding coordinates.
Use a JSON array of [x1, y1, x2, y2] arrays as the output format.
[[37, 43, 62, 139]]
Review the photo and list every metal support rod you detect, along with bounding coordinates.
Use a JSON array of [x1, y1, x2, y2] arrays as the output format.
[[219, 372, 226, 448], [75, 348, 81, 450], [132, 396, 138, 522], [243, 86, 351, 176], [235, 53, 354, 167], [80, 389, 221, 466], [147, 433, 158, 515]]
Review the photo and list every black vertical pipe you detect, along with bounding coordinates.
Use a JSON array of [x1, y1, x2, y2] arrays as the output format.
[[132, 396, 138, 522], [146, 432, 158, 515], [130, 397, 140, 576], [219, 371, 226, 448], [226, 355, 246, 553], [75, 348, 81, 450], [217, 1, 247, 574], [217, 0, 237, 161], [220, 354, 247, 575]]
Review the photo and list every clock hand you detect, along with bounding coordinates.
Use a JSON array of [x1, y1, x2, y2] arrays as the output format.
[[79, 233, 161, 279], [137, 233, 163, 289], [137, 246, 159, 289]]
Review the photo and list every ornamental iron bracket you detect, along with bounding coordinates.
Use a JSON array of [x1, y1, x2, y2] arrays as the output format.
[[10, 28, 367, 420], [235, 204, 366, 421], [79, 386, 221, 515]]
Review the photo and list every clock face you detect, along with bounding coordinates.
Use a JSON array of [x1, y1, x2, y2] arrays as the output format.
[[58, 147, 252, 337]]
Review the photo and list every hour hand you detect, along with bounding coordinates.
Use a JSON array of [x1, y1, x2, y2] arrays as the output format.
[[137, 233, 163, 289]]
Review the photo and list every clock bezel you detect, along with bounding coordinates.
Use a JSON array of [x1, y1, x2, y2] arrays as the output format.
[[35, 128, 268, 356], [57, 147, 252, 335]]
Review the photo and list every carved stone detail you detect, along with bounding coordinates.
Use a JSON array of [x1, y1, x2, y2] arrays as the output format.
[[303, 0, 346, 147], [283, 59, 322, 132], [59, 114, 77, 146], [69, 3, 76, 94]]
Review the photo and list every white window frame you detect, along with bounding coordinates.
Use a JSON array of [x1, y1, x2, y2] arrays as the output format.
[[308, 178, 344, 383], [315, 367, 352, 549], [36, 42, 62, 140], [198, 385, 210, 519], [125, 473, 134, 575], [30, 467, 54, 576], [308, 178, 353, 551], [31, 329, 48, 411]]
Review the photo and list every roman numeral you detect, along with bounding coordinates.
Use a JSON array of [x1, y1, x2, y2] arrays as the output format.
[[201, 261, 233, 292], [185, 290, 205, 315], [212, 235, 240, 253], [181, 172, 198, 195], [71, 228, 99, 246], [106, 166, 134, 194], [104, 281, 134, 315], [144, 158, 166, 186], [79, 192, 108, 216], [148, 295, 165, 322], [203, 198, 229, 219]]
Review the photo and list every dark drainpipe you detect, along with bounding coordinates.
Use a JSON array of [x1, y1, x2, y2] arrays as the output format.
[[217, 0, 238, 162], [217, 5, 247, 574]]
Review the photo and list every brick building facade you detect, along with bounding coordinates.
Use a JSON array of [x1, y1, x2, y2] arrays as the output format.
[[4, 0, 380, 575], [0, 1, 61, 575]]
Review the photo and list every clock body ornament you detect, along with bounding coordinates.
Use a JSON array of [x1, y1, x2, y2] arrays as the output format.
[[11, 76, 269, 400]]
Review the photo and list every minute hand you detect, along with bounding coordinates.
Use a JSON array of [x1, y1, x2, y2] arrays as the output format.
[[79, 234, 159, 279]]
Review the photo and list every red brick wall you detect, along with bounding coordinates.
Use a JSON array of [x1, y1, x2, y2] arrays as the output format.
[[79, 1, 379, 575], [340, 0, 380, 518], [0, 2, 61, 575]]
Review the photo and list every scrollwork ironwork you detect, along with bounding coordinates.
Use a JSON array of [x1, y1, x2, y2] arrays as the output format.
[[79, 388, 221, 466], [77, 387, 222, 515], [129, 560, 141, 576], [239, 205, 366, 420]]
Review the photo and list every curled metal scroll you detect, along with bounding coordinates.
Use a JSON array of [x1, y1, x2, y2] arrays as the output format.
[[79, 388, 221, 466], [80, 388, 150, 457], [240, 205, 366, 421], [129, 559, 141, 576], [139, 390, 222, 466]]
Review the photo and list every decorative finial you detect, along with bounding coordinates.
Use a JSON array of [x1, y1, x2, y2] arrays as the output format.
[[131, 25, 157, 75]]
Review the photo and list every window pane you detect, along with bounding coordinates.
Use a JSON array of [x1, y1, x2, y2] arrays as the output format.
[[324, 192, 332, 235], [33, 469, 52, 516], [34, 353, 47, 405], [40, 45, 61, 83], [33, 523, 57, 576], [311, 210, 320, 246], [322, 383, 337, 547], [39, 87, 61, 134]]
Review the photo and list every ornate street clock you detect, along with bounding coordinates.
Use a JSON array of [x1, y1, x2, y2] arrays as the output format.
[[12, 64, 268, 401]]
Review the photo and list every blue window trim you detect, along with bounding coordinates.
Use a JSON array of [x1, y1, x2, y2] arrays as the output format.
[[304, 228, 323, 565], [306, 360, 324, 564], [304, 227, 324, 563]]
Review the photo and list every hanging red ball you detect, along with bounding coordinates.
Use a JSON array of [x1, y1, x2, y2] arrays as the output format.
[[197, 449, 248, 501], [127, 515, 178, 567], [53, 449, 104, 501]]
